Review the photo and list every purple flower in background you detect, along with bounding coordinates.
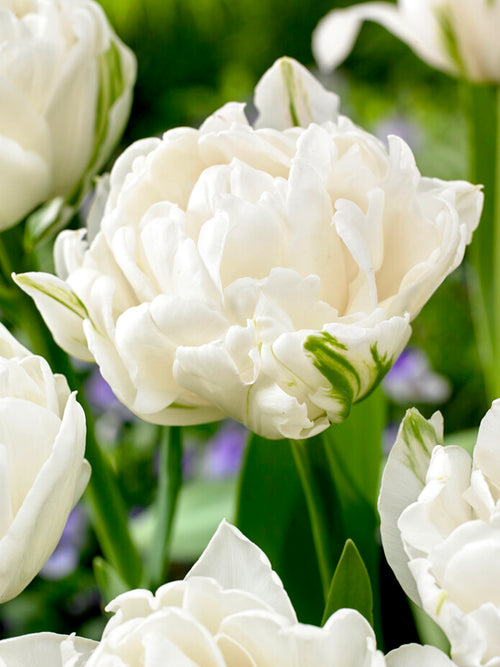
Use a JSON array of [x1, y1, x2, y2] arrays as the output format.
[[375, 115, 422, 151], [40, 505, 88, 580], [203, 421, 248, 479], [383, 347, 451, 405], [85, 368, 135, 419]]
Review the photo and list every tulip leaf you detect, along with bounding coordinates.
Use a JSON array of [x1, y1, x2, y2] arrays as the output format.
[[322, 539, 373, 627], [236, 433, 344, 625], [24, 197, 76, 249], [93, 557, 129, 604]]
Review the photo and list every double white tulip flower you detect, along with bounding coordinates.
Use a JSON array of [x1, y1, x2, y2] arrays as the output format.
[[313, 0, 500, 83], [379, 401, 500, 666], [0, 0, 136, 230], [16, 57, 482, 439], [0, 323, 90, 603], [0, 521, 456, 666]]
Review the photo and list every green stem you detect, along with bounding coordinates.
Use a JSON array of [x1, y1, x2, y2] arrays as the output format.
[[147, 426, 183, 589], [289, 438, 333, 601], [84, 406, 143, 589], [465, 82, 500, 401]]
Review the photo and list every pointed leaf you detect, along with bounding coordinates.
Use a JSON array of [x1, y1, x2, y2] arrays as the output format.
[[93, 556, 129, 604], [322, 539, 373, 627]]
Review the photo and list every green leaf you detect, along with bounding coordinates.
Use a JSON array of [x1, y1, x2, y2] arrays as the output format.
[[322, 387, 386, 643], [93, 557, 129, 605], [322, 539, 373, 627], [236, 434, 343, 625], [24, 197, 76, 250]]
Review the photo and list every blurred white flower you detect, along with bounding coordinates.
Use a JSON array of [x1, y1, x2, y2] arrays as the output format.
[[16, 56, 481, 439], [0, 323, 90, 602], [313, 0, 500, 83], [379, 400, 500, 666], [0, 0, 136, 230], [0, 520, 455, 666]]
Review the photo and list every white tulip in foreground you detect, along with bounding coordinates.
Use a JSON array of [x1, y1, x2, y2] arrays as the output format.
[[313, 0, 500, 83], [379, 400, 500, 666], [16, 57, 482, 439], [0, 521, 456, 666], [0, 323, 90, 602], [0, 0, 136, 230]]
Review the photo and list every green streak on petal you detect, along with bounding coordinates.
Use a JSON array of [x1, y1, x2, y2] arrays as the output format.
[[399, 409, 442, 486], [16, 274, 90, 322], [281, 58, 312, 127], [304, 332, 360, 420], [435, 6, 465, 74]]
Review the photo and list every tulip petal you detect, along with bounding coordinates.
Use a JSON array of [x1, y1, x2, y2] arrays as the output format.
[[254, 56, 339, 130], [13, 272, 93, 362], [386, 643, 456, 666], [0, 632, 97, 667], [187, 520, 297, 623], [378, 408, 443, 604], [472, 399, 500, 493]]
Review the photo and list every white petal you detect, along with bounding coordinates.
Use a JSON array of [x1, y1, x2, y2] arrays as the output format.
[[254, 57, 339, 130], [0, 632, 96, 667], [378, 408, 443, 604], [386, 643, 456, 667], [13, 272, 93, 362], [187, 520, 297, 623], [473, 399, 500, 493]]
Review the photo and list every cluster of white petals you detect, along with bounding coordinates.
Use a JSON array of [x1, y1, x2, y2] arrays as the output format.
[[379, 400, 500, 666], [0, 521, 456, 666], [16, 57, 482, 439], [313, 0, 500, 83], [0, 0, 136, 229], [0, 322, 90, 603]]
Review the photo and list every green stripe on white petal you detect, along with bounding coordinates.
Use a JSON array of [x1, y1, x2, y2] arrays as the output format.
[[13, 272, 94, 362], [378, 408, 444, 605], [253, 57, 339, 130], [303, 314, 411, 423]]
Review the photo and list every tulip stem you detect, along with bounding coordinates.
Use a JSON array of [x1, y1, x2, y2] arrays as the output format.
[[147, 426, 183, 589], [466, 82, 500, 401], [290, 438, 333, 601]]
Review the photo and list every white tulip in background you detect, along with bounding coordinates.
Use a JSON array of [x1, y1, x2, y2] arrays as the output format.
[[0, 0, 136, 230], [379, 400, 500, 666], [16, 56, 482, 439], [0, 521, 457, 666], [0, 322, 90, 603], [313, 0, 500, 83]]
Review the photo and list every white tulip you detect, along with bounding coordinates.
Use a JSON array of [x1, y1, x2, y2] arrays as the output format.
[[0, 323, 90, 603], [0, 520, 452, 666], [16, 57, 482, 439], [0, 0, 136, 230], [313, 0, 500, 83], [378, 400, 500, 666]]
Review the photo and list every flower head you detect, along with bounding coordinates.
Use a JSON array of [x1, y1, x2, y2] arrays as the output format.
[[379, 400, 500, 666], [0, 323, 90, 602], [0, 520, 458, 666], [0, 0, 136, 230], [313, 0, 500, 83], [16, 57, 481, 439]]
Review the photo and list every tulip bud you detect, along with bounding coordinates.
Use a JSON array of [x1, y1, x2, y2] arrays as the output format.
[[0, 0, 136, 231]]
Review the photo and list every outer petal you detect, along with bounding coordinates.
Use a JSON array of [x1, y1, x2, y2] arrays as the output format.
[[312, 2, 452, 75], [0, 393, 89, 602], [473, 399, 500, 492], [187, 520, 297, 623], [13, 272, 94, 362], [0, 633, 96, 667], [254, 56, 339, 130], [386, 643, 456, 666], [378, 407, 443, 604]]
